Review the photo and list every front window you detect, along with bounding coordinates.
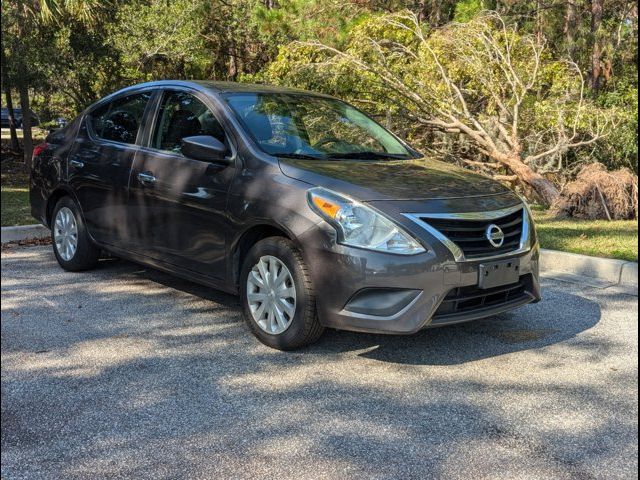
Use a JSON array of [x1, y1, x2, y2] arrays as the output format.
[[224, 93, 413, 160], [152, 91, 227, 155]]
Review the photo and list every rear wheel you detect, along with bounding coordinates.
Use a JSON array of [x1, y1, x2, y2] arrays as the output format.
[[51, 196, 100, 271], [240, 237, 324, 350]]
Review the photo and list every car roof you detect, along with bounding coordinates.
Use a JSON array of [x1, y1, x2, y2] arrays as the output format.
[[83, 80, 339, 116], [116, 80, 333, 98], [195, 81, 330, 96]]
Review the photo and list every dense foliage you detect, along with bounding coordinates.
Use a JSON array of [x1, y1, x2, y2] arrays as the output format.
[[1, 1, 638, 189]]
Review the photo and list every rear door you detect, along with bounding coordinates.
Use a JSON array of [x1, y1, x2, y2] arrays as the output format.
[[127, 88, 237, 278], [67, 90, 155, 245]]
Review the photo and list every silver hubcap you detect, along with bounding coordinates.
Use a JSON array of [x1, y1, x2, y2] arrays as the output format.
[[53, 207, 78, 261], [247, 255, 297, 335]]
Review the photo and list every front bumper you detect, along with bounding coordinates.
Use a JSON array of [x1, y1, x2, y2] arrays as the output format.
[[300, 223, 541, 335]]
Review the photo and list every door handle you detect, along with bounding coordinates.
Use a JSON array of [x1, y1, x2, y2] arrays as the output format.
[[69, 159, 84, 168], [137, 171, 157, 185]]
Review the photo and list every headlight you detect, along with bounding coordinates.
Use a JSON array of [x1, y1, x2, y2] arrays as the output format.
[[307, 187, 426, 255]]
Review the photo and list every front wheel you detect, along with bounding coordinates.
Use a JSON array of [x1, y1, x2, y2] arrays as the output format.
[[240, 237, 324, 350], [51, 196, 100, 271]]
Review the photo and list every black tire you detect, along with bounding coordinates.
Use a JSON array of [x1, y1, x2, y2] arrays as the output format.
[[51, 196, 100, 271], [240, 237, 324, 350]]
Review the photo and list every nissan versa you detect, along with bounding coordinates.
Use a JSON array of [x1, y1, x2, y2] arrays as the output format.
[[30, 80, 541, 350]]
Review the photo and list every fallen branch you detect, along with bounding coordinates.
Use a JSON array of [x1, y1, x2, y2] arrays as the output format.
[[462, 159, 502, 169], [493, 174, 519, 182], [595, 184, 612, 221]]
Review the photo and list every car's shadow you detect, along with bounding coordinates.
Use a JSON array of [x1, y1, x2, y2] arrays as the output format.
[[101, 257, 241, 308], [313, 294, 600, 365], [104, 257, 602, 367]]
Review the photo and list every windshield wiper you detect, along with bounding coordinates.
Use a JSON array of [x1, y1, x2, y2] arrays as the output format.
[[273, 153, 324, 160], [324, 152, 409, 160], [274, 152, 409, 161]]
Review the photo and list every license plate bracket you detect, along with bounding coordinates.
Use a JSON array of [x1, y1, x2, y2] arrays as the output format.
[[478, 259, 520, 289]]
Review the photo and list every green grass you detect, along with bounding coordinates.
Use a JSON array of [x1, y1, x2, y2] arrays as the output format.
[[1, 127, 47, 140], [1, 141, 35, 226], [1, 186, 33, 226], [532, 209, 638, 262]]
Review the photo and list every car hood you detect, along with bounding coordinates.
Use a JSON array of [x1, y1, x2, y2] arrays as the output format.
[[278, 157, 511, 201]]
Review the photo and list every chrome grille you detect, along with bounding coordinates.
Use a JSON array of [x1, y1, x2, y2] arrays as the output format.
[[418, 208, 525, 259]]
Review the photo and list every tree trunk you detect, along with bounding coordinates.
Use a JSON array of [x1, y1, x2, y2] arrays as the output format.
[[590, 0, 605, 91], [536, 0, 543, 44], [16, 72, 33, 167], [1, 49, 20, 151], [417, 0, 444, 27], [228, 40, 238, 81], [492, 151, 560, 205], [563, 0, 578, 60], [3, 85, 21, 152], [417, 0, 427, 23]]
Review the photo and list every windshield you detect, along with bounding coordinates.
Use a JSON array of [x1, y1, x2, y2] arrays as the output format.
[[224, 93, 414, 160]]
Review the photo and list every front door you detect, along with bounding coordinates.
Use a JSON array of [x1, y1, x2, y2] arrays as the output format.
[[127, 89, 236, 279], [67, 91, 153, 245]]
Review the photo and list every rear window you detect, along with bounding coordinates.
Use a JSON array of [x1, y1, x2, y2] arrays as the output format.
[[89, 92, 151, 145]]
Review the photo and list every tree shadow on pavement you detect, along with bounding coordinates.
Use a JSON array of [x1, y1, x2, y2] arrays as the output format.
[[2, 247, 632, 480]]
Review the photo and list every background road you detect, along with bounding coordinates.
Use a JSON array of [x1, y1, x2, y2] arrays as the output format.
[[1, 246, 638, 479]]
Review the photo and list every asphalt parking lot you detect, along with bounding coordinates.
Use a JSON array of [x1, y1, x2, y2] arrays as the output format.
[[1, 245, 638, 479]]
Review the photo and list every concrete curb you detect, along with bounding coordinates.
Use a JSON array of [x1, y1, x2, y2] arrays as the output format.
[[620, 262, 639, 287], [540, 248, 638, 293], [1, 224, 50, 243]]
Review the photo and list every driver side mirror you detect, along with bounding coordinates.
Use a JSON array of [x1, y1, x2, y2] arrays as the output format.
[[181, 135, 230, 164]]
